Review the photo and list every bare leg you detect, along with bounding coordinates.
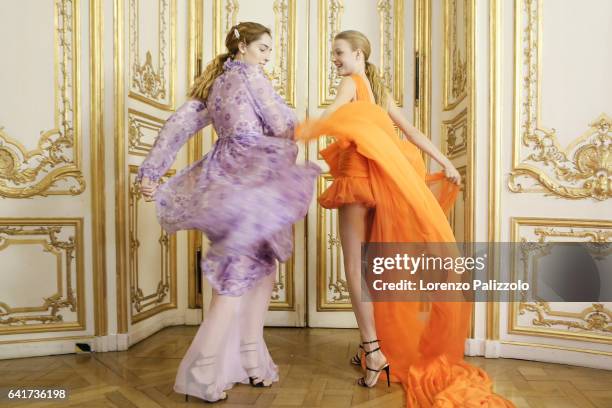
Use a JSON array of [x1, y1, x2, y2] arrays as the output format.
[[238, 270, 276, 386], [339, 204, 388, 385]]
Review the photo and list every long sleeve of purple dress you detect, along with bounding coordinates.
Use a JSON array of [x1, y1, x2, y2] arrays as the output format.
[[137, 100, 211, 182]]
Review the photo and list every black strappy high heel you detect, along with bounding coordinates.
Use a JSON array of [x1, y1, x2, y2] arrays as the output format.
[[240, 341, 272, 388], [357, 339, 391, 388], [352, 339, 380, 366], [350, 343, 364, 365]]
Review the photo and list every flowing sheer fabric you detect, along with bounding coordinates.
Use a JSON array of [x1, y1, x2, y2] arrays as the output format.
[[296, 75, 514, 407], [138, 59, 320, 296], [174, 274, 279, 400]]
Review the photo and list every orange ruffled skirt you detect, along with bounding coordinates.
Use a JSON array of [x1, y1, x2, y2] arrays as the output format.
[[297, 101, 515, 408], [318, 143, 376, 209]]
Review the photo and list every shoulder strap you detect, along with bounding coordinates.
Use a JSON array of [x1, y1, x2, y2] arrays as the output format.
[[350, 74, 373, 102]]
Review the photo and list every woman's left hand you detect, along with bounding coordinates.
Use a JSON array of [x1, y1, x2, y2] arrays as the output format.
[[443, 164, 462, 186]]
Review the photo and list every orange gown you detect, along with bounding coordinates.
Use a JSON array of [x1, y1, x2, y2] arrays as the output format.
[[297, 74, 515, 407]]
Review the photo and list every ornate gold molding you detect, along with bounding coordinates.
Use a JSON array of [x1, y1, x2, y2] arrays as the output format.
[[0, 0, 84, 198], [318, 0, 404, 108], [127, 109, 165, 156], [212, 0, 239, 48], [0, 219, 85, 334], [269, 225, 295, 310], [510, 114, 612, 200], [187, 0, 204, 309], [441, 108, 467, 158], [378, 0, 404, 106], [413, 0, 431, 136], [269, 0, 296, 106], [317, 0, 343, 108], [519, 302, 611, 335], [447, 165, 468, 242], [509, 217, 612, 344], [532, 225, 612, 243], [128, 166, 177, 323], [378, 0, 392, 92], [270, 247, 295, 310], [210, 0, 239, 145], [90, 0, 107, 336], [443, 0, 467, 111], [118, 0, 178, 332], [317, 174, 351, 311], [128, 0, 176, 110], [487, 0, 502, 341], [510, 0, 611, 200], [115, 0, 129, 333], [213, 0, 296, 106]]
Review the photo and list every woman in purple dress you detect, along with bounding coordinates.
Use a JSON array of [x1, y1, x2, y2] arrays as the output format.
[[138, 22, 319, 403]]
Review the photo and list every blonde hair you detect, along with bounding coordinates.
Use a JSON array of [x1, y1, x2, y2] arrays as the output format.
[[189, 22, 271, 101], [334, 30, 388, 108]]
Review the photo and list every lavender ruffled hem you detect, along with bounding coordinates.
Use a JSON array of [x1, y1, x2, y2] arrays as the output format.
[[153, 133, 320, 296]]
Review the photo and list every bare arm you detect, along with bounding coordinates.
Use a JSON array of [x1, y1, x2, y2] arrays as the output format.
[[321, 76, 357, 118], [387, 99, 461, 185]]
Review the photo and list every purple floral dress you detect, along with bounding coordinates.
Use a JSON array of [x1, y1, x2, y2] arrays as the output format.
[[138, 59, 320, 297]]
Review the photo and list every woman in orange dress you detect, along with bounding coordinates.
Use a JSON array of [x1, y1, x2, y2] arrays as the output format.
[[297, 30, 515, 407]]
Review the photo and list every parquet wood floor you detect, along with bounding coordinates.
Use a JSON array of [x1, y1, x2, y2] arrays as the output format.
[[1, 326, 610, 407]]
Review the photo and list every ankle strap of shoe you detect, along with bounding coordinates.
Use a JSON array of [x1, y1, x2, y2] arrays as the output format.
[[364, 346, 381, 356]]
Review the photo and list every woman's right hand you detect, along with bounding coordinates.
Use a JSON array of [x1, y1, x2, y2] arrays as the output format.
[[139, 177, 159, 202]]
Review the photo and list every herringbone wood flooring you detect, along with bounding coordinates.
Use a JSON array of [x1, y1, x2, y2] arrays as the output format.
[[1, 326, 611, 407]]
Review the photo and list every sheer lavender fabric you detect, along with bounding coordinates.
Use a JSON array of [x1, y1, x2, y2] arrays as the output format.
[[138, 58, 319, 296], [137, 58, 319, 399]]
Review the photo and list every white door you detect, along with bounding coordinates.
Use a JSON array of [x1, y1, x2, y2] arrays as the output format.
[[429, 0, 474, 245], [426, 0, 476, 339], [490, 0, 612, 368], [115, 0, 196, 346], [0, 0, 107, 357], [193, 0, 466, 327], [194, 0, 417, 328]]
